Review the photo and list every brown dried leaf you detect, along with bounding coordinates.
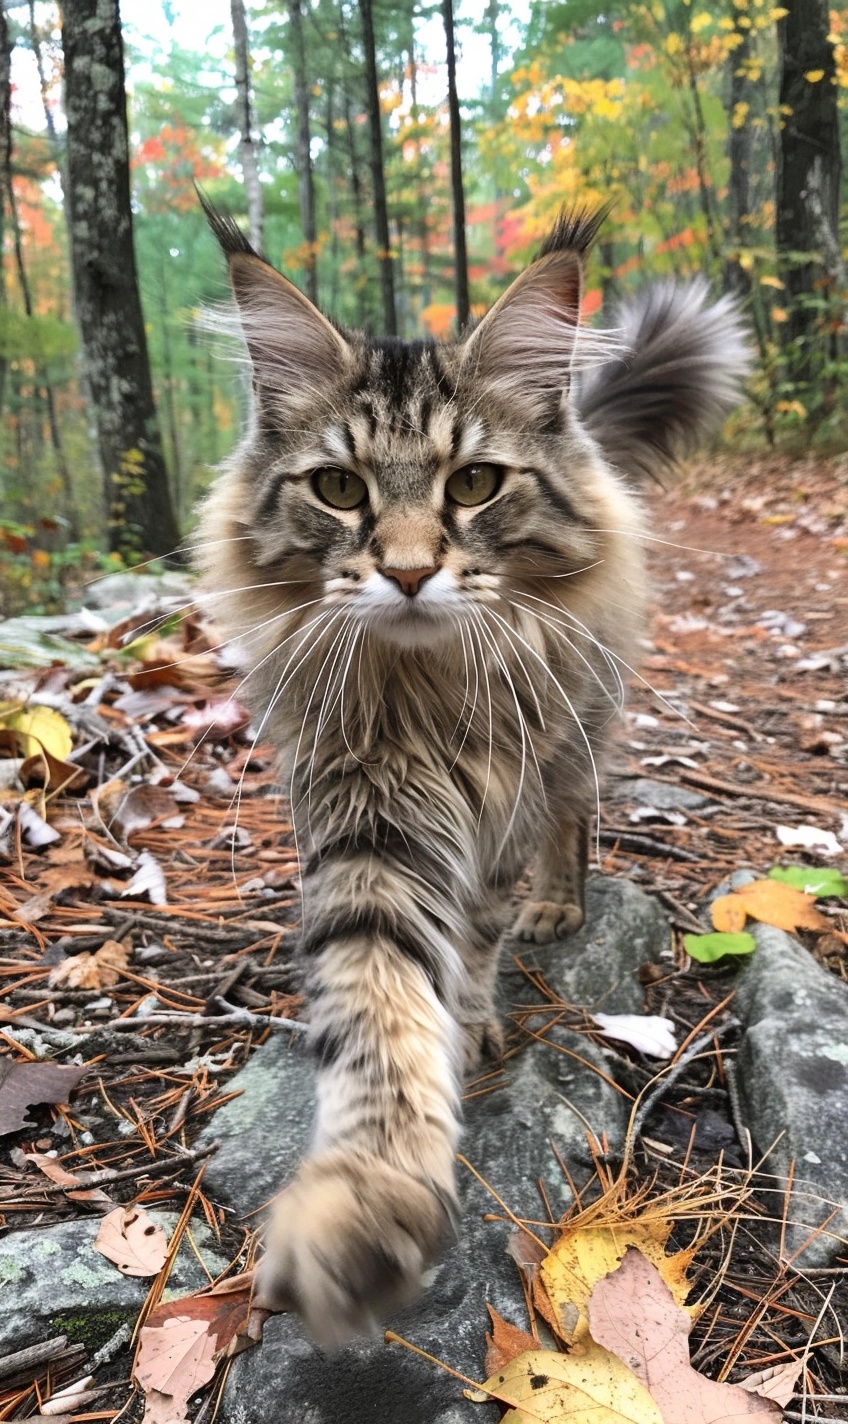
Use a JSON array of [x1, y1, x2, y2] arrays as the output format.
[[485, 1304, 538, 1377], [737, 1360, 805, 1405], [93, 1205, 169, 1277], [49, 938, 130, 991], [24, 1151, 82, 1187], [135, 1276, 270, 1423], [0, 1060, 86, 1137], [587, 1247, 778, 1421]]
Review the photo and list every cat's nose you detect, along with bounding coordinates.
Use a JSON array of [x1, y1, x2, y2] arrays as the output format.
[[380, 566, 439, 597]]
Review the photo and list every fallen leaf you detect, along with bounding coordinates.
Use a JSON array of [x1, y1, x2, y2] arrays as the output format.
[[588, 1247, 777, 1420], [506, 1229, 564, 1339], [710, 895, 749, 934], [465, 1342, 663, 1422], [0, 1061, 86, 1137], [737, 1359, 805, 1405], [134, 1276, 269, 1424], [683, 931, 757, 963], [0, 704, 73, 761], [49, 939, 131, 991], [94, 1205, 169, 1276], [485, 1305, 538, 1376], [20, 746, 88, 792], [24, 1151, 82, 1187], [592, 1014, 677, 1059], [768, 865, 848, 899], [776, 823, 843, 857], [17, 800, 61, 848], [711, 879, 828, 935], [105, 783, 185, 838], [539, 1222, 695, 1346], [122, 850, 167, 905]]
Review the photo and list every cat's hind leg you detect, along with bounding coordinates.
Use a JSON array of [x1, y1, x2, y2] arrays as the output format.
[[512, 809, 589, 943], [456, 897, 510, 1075]]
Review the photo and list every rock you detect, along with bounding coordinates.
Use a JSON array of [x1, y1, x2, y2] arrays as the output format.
[[502, 873, 672, 1015], [80, 570, 193, 612], [734, 923, 848, 1266], [612, 777, 708, 812], [212, 876, 668, 1423], [0, 1212, 230, 1351]]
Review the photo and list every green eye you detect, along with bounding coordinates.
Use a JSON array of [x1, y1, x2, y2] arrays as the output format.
[[445, 463, 503, 508], [313, 468, 368, 510]]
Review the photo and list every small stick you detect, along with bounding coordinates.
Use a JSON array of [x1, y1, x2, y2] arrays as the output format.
[[14, 1141, 219, 1195]]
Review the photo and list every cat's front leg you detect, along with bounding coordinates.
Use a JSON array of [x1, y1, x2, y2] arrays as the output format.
[[255, 860, 462, 1345], [513, 809, 589, 943]]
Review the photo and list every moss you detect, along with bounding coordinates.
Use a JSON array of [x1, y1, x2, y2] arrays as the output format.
[[51, 1309, 133, 1352]]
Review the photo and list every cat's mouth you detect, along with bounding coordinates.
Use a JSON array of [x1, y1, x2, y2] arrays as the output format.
[[349, 568, 469, 648]]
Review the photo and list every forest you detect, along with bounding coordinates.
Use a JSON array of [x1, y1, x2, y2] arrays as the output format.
[[0, 0, 845, 610]]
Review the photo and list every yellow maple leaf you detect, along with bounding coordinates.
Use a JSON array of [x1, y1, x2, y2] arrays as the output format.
[[711, 879, 828, 935], [0, 704, 73, 763], [465, 1342, 663, 1423], [539, 1222, 695, 1345]]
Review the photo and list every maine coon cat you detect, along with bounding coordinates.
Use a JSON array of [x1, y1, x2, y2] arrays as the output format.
[[196, 199, 749, 1345]]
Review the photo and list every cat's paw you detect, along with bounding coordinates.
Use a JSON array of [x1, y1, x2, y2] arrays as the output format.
[[461, 1015, 504, 1076], [255, 1150, 454, 1346], [513, 898, 584, 943]]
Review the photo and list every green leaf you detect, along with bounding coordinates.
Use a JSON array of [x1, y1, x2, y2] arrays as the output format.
[[768, 866, 848, 899], [683, 932, 757, 963]]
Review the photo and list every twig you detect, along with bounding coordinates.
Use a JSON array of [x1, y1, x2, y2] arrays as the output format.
[[74, 1007, 307, 1035], [598, 828, 703, 863], [0, 1337, 69, 1382], [15, 1141, 219, 1195]]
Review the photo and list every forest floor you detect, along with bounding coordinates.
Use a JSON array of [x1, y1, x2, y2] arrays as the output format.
[[0, 450, 846, 1422]]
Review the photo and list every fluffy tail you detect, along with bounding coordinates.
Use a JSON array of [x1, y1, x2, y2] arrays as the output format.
[[574, 279, 752, 483]]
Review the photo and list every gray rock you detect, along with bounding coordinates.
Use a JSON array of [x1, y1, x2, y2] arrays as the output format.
[[213, 876, 666, 1423], [502, 873, 672, 1015], [734, 923, 848, 1266], [612, 777, 708, 812], [80, 570, 193, 612], [0, 1212, 230, 1351]]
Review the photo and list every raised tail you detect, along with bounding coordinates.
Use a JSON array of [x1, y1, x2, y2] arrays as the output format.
[[574, 279, 752, 484]]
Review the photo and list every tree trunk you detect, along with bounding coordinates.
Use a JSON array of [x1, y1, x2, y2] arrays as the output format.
[[359, 0, 397, 335], [724, 18, 753, 297], [62, 0, 179, 560], [442, 0, 469, 330], [776, 0, 843, 383], [288, 0, 318, 303], [0, 1, 10, 424], [231, 0, 264, 253]]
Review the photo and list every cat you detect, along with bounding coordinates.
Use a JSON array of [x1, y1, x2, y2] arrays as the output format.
[[195, 197, 750, 1345]]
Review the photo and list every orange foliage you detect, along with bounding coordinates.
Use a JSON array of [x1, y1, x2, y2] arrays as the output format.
[[133, 120, 225, 212]]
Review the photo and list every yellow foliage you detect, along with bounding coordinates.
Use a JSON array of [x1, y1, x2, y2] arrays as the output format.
[[690, 12, 713, 30], [0, 704, 73, 762], [539, 1222, 695, 1346], [804, 68, 825, 81], [732, 101, 750, 128], [758, 274, 784, 288], [465, 1343, 663, 1423], [664, 32, 684, 54], [711, 879, 828, 935]]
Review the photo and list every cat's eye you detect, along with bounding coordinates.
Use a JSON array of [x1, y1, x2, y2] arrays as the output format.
[[445, 463, 503, 508], [312, 467, 368, 510]]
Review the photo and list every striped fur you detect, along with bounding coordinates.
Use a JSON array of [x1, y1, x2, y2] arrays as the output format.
[[196, 204, 750, 1344]]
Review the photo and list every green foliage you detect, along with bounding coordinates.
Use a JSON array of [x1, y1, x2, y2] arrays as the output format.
[[683, 932, 758, 963], [768, 866, 848, 898]]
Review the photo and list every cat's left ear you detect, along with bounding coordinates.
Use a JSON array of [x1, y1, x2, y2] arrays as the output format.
[[459, 207, 608, 415], [199, 192, 351, 404]]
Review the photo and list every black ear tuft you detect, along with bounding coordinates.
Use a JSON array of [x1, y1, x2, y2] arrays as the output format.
[[195, 185, 264, 262], [536, 203, 613, 261]]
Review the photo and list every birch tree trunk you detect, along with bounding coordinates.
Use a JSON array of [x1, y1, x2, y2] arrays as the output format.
[[62, 0, 179, 559], [231, 0, 264, 253]]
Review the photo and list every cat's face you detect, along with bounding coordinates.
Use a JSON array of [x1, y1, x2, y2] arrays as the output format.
[[214, 225, 612, 650]]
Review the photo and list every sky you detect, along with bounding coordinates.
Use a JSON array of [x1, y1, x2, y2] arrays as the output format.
[[14, 0, 519, 141]]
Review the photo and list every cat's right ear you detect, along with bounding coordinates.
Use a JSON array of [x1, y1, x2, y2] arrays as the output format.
[[199, 192, 351, 403]]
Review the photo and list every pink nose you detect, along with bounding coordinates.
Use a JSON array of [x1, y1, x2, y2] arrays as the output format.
[[381, 566, 439, 597]]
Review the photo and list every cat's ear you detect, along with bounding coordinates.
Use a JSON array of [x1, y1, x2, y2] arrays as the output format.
[[199, 193, 351, 403], [460, 207, 608, 414]]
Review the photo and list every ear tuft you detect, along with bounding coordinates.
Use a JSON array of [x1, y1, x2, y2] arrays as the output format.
[[196, 186, 262, 262], [536, 202, 613, 261]]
